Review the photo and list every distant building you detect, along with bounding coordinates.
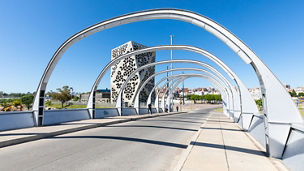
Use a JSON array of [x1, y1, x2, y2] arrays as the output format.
[[248, 88, 262, 100], [80, 88, 111, 103], [110, 41, 156, 106], [176, 87, 220, 96], [295, 87, 304, 94]]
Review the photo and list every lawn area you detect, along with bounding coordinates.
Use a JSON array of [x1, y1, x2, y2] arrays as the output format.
[[46, 104, 114, 109], [300, 110, 304, 117], [46, 104, 86, 109], [215, 108, 223, 112]]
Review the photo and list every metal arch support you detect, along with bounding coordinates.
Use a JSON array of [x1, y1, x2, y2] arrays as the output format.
[[146, 75, 228, 111], [149, 74, 230, 115], [123, 59, 235, 115], [34, 9, 258, 126], [33, 9, 300, 157], [85, 45, 257, 131], [115, 60, 236, 115], [155, 75, 228, 113], [160, 74, 229, 113], [145, 75, 229, 114], [116, 66, 234, 117], [161, 78, 185, 112]]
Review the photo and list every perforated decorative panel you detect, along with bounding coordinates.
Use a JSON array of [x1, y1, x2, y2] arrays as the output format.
[[111, 41, 155, 106]]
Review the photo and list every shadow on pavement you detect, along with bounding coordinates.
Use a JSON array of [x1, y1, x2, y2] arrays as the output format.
[[107, 125, 198, 132], [142, 119, 203, 124], [50, 136, 188, 149]]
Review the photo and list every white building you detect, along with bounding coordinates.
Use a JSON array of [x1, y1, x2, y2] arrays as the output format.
[[295, 87, 304, 94], [111, 41, 156, 106], [248, 88, 262, 100]]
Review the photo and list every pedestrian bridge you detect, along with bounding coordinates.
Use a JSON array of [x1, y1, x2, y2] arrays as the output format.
[[0, 8, 303, 170]]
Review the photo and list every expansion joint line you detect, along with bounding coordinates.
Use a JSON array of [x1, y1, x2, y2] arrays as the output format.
[[219, 115, 231, 171]]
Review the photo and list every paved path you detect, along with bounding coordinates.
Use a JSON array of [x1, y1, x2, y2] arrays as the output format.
[[181, 111, 286, 171], [0, 112, 184, 148], [0, 107, 217, 171]]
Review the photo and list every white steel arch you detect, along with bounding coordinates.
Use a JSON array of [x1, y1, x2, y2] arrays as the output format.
[[141, 75, 229, 114], [33, 9, 301, 157], [157, 74, 228, 113], [133, 70, 230, 114], [164, 77, 222, 112], [85, 45, 257, 129], [112, 60, 235, 116], [115, 67, 233, 116]]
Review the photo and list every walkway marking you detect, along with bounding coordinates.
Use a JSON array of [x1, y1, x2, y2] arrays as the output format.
[[174, 110, 213, 171], [219, 115, 231, 171]]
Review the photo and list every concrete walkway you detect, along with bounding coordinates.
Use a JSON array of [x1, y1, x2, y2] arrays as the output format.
[[180, 111, 287, 171], [0, 112, 184, 148]]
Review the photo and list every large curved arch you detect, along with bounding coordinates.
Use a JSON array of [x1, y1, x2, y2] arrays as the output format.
[[33, 9, 300, 157], [115, 66, 233, 116], [133, 69, 230, 114], [141, 74, 229, 114], [136, 72, 230, 115], [158, 74, 228, 113], [112, 60, 235, 115], [150, 75, 228, 112], [85, 45, 257, 126], [114, 60, 235, 112]]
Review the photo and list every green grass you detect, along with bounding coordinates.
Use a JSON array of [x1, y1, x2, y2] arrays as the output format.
[[214, 108, 223, 112], [300, 110, 304, 117], [46, 104, 114, 109], [46, 104, 86, 109], [96, 106, 114, 108]]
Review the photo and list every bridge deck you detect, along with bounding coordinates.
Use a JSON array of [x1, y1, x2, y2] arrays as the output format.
[[0, 112, 183, 148], [0, 106, 288, 170], [181, 111, 287, 171]]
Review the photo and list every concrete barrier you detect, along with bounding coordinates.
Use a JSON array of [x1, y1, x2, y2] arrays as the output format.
[[95, 108, 119, 118], [282, 124, 304, 171], [248, 115, 266, 148], [139, 108, 149, 115], [0, 111, 35, 131], [152, 108, 157, 113], [43, 109, 90, 125], [237, 115, 243, 127], [122, 108, 137, 116], [0, 108, 174, 131]]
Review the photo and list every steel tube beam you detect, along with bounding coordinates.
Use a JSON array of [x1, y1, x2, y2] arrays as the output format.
[[85, 45, 257, 131], [114, 60, 235, 114], [146, 75, 228, 114], [121, 60, 234, 114], [116, 67, 233, 116], [146, 75, 227, 110], [159, 74, 228, 112], [146, 74, 229, 114]]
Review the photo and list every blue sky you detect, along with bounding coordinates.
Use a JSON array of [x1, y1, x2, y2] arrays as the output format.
[[0, 0, 303, 93]]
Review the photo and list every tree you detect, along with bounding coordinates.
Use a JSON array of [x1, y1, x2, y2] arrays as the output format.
[[255, 98, 263, 111], [12, 99, 22, 107], [72, 96, 79, 101], [50, 86, 73, 108], [298, 92, 304, 97], [45, 100, 52, 107], [289, 90, 297, 97], [21, 94, 34, 110]]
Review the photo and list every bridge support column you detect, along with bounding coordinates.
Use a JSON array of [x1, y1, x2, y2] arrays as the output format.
[[134, 94, 140, 115]]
